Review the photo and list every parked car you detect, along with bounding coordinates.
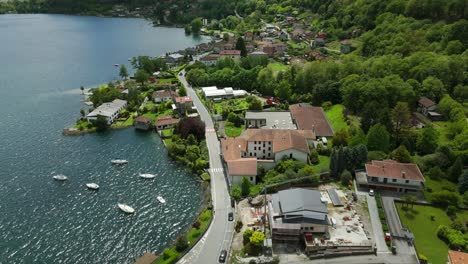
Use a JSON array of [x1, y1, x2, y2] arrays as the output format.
[[369, 189, 375, 196], [228, 212, 233, 221], [218, 249, 227, 263]]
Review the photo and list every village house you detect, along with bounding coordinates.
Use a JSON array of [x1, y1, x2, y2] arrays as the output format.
[[199, 53, 220, 66], [269, 188, 329, 242], [134, 116, 152, 131], [155, 115, 179, 130], [355, 160, 426, 193], [221, 129, 316, 184], [219, 50, 241, 61], [165, 53, 185, 64], [447, 250, 468, 264], [86, 99, 127, 125], [244, 31, 255, 41], [245, 111, 296, 130], [213, 40, 236, 52], [174, 96, 194, 116], [418, 96, 442, 120], [249, 51, 268, 57], [152, 89, 176, 103], [290, 104, 334, 140]]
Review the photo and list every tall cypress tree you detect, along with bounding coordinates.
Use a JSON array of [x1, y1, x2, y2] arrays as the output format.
[[235, 37, 247, 57]]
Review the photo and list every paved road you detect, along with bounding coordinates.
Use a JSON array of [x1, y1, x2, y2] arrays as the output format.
[[177, 70, 234, 264], [280, 253, 419, 264], [366, 195, 390, 253]]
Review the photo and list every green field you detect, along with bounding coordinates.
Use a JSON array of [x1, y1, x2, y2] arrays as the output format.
[[325, 104, 348, 131], [311, 155, 330, 173], [224, 122, 244, 137], [397, 204, 468, 264]]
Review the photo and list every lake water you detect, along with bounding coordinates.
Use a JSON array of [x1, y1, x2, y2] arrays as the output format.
[[0, 14, 209, 263]]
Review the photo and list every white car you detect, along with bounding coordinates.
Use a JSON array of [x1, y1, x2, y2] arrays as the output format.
[[369, 189, 375, 196]]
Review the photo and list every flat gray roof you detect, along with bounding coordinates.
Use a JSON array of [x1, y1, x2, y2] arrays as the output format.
[[245, 111, 296, 130]]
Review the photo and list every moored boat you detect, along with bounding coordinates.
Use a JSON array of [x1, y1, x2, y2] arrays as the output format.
[[53, 175, 68, 181], [117, 203, 135, 214], [157, 196, 166, 204], [86, 183, 99, 190], [139, 173, 156, 179], [111, 159, 128, 165]]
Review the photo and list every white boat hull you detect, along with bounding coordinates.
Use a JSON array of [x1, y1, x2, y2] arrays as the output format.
[[157, 196, 166, 204], [111, 160, 128, 165], [139, 173, 156, 179], [53, 175, 68, 181], [117, 203, 135, 214], [86, 183, 99, 190]]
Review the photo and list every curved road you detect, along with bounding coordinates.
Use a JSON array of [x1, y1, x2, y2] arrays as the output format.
[[177, 70, 234, 264]]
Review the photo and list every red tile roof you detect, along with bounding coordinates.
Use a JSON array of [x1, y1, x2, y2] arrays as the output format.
[[290, 104, 334, 137], [135, 116, 152, 123], [175, 96, 192, 103], [221, 137, 247, 161], [227, 158, 257, 176], [448, 250, 468, 264], [156, 116, 179, 126], [418, 96, 436, 108], [220, 50, 241, 56], [366, 160, 425, 182], [240, 129, 315, 154]]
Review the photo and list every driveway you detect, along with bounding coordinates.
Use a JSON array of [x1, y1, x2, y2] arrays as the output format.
[[382, 196, 419, 258], [366, 195, 390, 253]]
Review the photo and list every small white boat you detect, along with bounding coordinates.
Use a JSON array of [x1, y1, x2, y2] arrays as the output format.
[[53, 175, 68, 181], [114, 64, 119, 67], [86, 183, 99, 190], [139, 173, 156, 179], [111, 159, 128, 165], [117, 203, 135, 214], [157, 196, 166, 204]]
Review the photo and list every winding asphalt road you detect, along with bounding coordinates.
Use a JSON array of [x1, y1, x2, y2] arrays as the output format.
[[177, 70, 234, 264]]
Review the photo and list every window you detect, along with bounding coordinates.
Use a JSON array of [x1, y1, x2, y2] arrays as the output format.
[[289, 153, 293, 158], [263, 150, 265, 154], [269, 147, 271, 151], [263, 143, 265, 147], [254, 147, 256, 150], [405, 180, 409, 184], [310, 227, 314, 230], [268, 153, 271, 157], [392, 179, 397, 183], [249, 152, 252, 156], [250, 177, 253, 181]]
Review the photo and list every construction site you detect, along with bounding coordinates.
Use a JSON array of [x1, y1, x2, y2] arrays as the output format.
[[231, 184, 375, 261]]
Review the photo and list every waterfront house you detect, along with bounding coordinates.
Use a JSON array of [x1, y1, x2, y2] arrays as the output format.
[[269, 188, 329, 242], [355, 160, 425, 193], [155, 115, 179, 130], [165, 53, 184, 64], [199, 53, 220, 66], [86, 99, 127, 125], [152, 89, 176, 103], [290, 104, 334, 139], [134, 116, 152, 130]]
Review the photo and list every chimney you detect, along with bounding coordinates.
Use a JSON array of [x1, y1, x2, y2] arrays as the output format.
[[402, 171, 406, 178]]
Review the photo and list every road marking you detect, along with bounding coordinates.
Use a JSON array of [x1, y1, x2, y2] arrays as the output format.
[[205, 127, 216, 133], [209, 168, 223, 173]]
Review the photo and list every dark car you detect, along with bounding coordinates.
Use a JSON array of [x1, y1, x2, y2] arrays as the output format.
[[218, 249, 227, 263], [228, 212, 233, 221]]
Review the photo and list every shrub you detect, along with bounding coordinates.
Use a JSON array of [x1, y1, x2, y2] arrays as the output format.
[[235, 220, 243, 233], [192, 221, 201, 229], [316, 144, 331, 156], [191, 230, 201, 239], [175, 235, 189, 252], [249, 260, 257, 264], [446, 205, 458, 217], [243, 229, 253, 245], [322, 101, 332, 111], [431, 190, 460, 207], [437, 225, 468, 250], [340, 170, 352, 186], [163, 249, 171, 260]]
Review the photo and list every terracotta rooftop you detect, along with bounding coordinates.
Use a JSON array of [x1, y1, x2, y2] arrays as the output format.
[[220, 137, 247, 161], [227, 158, 257, 176], [290, 104, 334, 137], [220, 50, 241, 56], [152, 89, 175, 99], [156, 116, 179, 127], [175, 96, 192, 103], [240, 129, 315, 154], [366, 160, 425, 182], [448, 250, 468, 264], [418, 96, 436, 108], [135, 116, 152, 123]]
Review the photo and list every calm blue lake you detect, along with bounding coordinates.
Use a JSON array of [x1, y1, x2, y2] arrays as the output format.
[[0, 14, 208, 263]]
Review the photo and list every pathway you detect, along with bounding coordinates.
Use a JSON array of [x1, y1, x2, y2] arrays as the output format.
[[366, 194, 390, 253]]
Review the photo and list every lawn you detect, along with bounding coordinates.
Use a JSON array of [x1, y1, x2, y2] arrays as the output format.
[[111, 116, 134, 128], [160, 128, 174, 138], [325, 104, 348, 131], [423, 177, 458, 201], [433, 121, 452, 146], [268, 62, 288, 72], [311, 155, 330, 173], [224, 122, 244, 137], [397, 204, 468, 264], [158, 78, 177, 84]]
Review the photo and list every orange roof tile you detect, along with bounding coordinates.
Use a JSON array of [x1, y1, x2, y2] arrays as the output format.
[[448, 250, 468, 264], [366, 160, 425, 181], [290, 104, 334, 137], [227, 158, 257, 176]]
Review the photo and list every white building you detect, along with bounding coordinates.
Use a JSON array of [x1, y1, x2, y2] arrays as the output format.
[[201, 86, 247, 100], [86, 99, 127, 125]]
